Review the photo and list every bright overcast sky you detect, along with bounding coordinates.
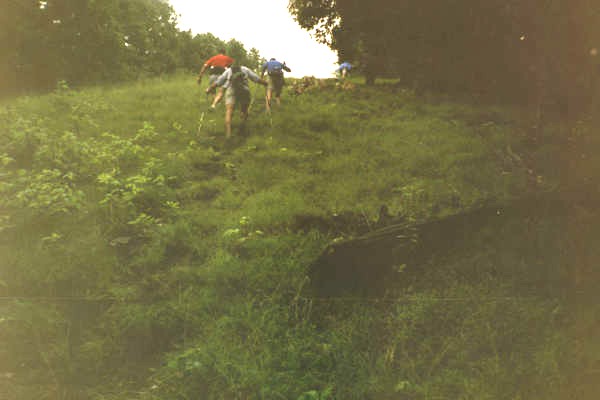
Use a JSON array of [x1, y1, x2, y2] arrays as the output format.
[[168, 0, 339, 78]]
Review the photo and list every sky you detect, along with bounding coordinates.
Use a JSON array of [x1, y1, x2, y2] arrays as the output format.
[[168, 0, 339, 78]]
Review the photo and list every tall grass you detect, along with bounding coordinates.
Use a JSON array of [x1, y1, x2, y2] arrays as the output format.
[[0, 75, 596, 399]]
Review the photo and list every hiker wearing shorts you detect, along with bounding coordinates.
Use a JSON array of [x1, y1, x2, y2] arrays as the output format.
[[337, 62, 352, 79], [197, 50, 234, 110], [260, 58, 291, 112], [206, 65, 268, 139]]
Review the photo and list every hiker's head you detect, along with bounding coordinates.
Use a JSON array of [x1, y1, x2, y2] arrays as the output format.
[[219, 48, 226, 54], [270, 58, 276, 61]]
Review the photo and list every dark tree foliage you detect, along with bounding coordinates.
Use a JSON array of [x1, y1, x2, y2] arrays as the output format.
[[289, 0, 600, 107], [0, 0, 262, 95]]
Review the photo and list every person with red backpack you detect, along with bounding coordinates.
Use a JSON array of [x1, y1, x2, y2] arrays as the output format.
[[260, 58, 291, 112], [206, 65, 268, 139], [196, 50, 234, 110]]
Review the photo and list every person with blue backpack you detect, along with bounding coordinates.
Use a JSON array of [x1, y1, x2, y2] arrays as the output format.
[[337, 61, 352, 79], [260, 58, 291, 112], [206, 64, 268, 139]]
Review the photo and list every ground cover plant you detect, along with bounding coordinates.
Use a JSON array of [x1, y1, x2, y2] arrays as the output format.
[[0, 75, 598, 399]]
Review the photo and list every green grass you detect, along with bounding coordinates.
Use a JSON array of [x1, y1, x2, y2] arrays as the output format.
[[0, 75, 598, 399]]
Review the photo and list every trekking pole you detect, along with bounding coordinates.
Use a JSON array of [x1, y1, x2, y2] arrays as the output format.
[[249, 84, 256, 112], [266, 83, 273, 127], [197, 112, 205, 135]]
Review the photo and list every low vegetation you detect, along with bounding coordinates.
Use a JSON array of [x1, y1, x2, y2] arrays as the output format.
[[1, 75, 598, 399]]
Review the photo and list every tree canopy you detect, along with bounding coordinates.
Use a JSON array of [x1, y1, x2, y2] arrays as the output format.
[[289, 0, 600, 106], [0, 0, 262, 94]]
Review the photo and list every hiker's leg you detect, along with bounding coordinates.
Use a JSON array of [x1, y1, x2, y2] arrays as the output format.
[[224, 104, 234, 138], [212, 87, 225, 108], [237, 101, 250, 136], [207, 75, 219, 108], [223, 88, 236, 138], [273, 78, 283, 107], [265, 88, 272, 112], [240, 101, 249, 123]]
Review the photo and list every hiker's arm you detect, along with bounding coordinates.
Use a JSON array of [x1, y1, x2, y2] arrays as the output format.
[[205, 70, 228, 93], [283, 63, 291, 72], [246, 68, 268, 86], [197, 63, 209, 83]]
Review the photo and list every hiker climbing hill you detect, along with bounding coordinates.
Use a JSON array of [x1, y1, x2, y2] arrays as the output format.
[[197, 50, 235, 110], [207, 65, 267, 139], [337, 61, 352, 79], [261, 58, 291, 112]]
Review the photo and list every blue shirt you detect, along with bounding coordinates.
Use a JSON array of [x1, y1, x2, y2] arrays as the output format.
[[261, 60, 290, 75], [337, 62, 352, 71]]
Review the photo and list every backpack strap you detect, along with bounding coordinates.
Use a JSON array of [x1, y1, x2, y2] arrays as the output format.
[[229, 66, 248, 91]]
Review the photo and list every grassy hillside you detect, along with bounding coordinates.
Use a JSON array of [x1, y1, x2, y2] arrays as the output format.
[[1, 75, 598, 399]]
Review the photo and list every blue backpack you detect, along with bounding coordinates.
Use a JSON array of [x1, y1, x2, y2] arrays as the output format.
[[267, 61, 283, 76]]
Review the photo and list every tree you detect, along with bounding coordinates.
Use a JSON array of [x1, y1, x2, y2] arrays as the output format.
[[1, 0, 265, 94], [288, 0, 600, 110]]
